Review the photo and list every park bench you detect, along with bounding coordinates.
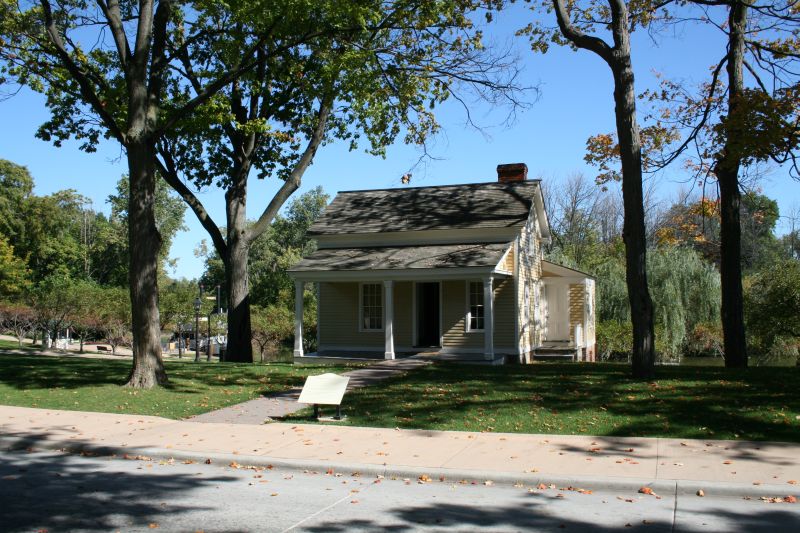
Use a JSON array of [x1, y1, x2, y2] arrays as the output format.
[[96, 345, 110, 352]]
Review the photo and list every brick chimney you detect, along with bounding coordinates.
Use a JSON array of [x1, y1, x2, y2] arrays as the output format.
[[497, 163, 527, 183]]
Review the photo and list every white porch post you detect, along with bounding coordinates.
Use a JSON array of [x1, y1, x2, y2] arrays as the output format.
[[384, 280, 395, 360], [483, 276, 494, 360], [293, 280, 304, 357]]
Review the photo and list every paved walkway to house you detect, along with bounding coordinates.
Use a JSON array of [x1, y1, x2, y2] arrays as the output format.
[[189, 357, 431, 424], [3, 405, 799, 499]]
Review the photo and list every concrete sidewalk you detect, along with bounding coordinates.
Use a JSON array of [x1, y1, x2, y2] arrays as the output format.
[[2, 405, 799, 499]]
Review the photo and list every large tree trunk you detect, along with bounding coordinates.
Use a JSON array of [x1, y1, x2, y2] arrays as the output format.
[[610, 15, 656, 379], [716, 1, 748, 368], [125, 140, 168, 387], [222, 169, 254, 363]]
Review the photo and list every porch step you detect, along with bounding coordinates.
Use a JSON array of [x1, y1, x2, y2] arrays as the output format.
[[533, 346, 580, 362]]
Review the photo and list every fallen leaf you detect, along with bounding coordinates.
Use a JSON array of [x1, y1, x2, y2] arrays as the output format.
[[148, 524, 159, 529], [788, 480, 798, 485], [484, 480, 494, 486], [204, 459, 212, 465], [697, 490, 705, 497], [639, 487, 656, 496]]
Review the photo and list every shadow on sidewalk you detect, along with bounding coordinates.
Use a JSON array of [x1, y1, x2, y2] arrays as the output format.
[[0, 437, 237, 531]]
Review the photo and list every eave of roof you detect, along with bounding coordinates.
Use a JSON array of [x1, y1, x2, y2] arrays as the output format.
[[289, 242, 511, 273]]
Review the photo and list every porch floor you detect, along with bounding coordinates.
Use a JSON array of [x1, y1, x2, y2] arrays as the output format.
[[295, 350, 506, 366]]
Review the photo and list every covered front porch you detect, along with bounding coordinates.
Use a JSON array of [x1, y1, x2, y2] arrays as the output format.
[[288, 243, 518, 365]]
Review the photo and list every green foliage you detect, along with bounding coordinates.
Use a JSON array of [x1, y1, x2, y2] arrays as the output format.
[[657, 193, 784, 273], [105, 175, 187, 283], [251, 304, 294, 361], [745, 260, 800, 357], [0, 162, 186, 287], [199, 187, 329, 308], [158, 279, 198, 333], [0, 235, 31, 298], [0, 159, 34, 244], [595, 320, 632, 361], [683, 322, 724, 359], [648, 246, 720, 358], [588, 246, 720, 359]]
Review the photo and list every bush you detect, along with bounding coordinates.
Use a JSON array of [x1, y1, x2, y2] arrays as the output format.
[[745, 260, 800, 356], [683, 322, 724, 359], [596, 320, 632, 361], [754, 336, 799, 367]]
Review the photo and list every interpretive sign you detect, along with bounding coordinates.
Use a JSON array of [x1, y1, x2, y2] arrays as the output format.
[[298, 373, 350, 420], [298, 373, 350, 406]]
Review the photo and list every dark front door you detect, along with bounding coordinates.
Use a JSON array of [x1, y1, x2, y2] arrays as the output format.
[[416, 282, 440, 347]]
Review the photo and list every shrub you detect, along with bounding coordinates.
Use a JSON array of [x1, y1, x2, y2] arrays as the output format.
[[683, 322, 724, 359], [596, 320, 632, 361]]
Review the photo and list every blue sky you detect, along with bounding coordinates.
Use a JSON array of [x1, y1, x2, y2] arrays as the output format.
[[1, 3, 797, 280]]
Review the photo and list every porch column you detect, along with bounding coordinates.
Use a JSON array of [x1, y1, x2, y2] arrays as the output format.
[[483, 276, 494, 360], [384, 280, 395, 360], [293, 280, 304, 357]]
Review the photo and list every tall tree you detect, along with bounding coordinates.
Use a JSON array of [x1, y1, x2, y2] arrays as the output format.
[[591, 1, 800, 367], [1, 1, 332, 386], [525, 0, 656, 377], [158, 1, 523, 362]]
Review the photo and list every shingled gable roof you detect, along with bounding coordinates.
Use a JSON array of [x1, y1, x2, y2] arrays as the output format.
[[307, 179, 541, 236]]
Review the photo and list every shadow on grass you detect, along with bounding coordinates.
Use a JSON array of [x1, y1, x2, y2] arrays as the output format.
[[0, 433, 237, 532], [0, 352, 339, 391], [286, 362, 800, 443]]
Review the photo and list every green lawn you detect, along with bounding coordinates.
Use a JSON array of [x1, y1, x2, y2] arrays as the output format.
[[286, 362, 800, 443], [0, 352, 353, 419]]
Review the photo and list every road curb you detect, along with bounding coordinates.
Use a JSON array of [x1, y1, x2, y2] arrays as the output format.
[[3, 435, 796, 499]]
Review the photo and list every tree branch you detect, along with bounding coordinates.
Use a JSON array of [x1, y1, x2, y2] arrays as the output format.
[[247, 93, 334, 242], [155, 144, 229, 259], [39, 0, 125, 144], [552, 0, 614, 64]]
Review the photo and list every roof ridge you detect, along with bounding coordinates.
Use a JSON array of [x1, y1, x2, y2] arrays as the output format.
[[337, 179, 540, 195]]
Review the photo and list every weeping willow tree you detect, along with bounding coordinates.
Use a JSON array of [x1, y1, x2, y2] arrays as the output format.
[[648, 247, 720, 359], [594, 246, 720, 360]]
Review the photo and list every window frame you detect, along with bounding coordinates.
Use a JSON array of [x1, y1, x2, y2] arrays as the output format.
[[465, 280, 485, 332], [359, 282, 384, 332]]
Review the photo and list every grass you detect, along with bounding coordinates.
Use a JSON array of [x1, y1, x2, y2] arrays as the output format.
[[0, 339, 39, 351], [0, 352, 354, 419], [285, 362, 800, 443]]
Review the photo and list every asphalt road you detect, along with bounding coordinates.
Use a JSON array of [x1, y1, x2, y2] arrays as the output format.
[[1, 450, 798, 532]]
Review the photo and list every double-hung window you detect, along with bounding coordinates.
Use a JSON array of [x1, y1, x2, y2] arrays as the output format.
[[361, 283, 383, 331], [467, 281, 484, 331]]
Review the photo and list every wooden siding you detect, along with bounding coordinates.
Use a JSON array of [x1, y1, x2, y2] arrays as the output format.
[[516, 207, 543, 358], [441, 280, 482, 349], [499, 246, 514, 272], [318, 282, 382, 347]]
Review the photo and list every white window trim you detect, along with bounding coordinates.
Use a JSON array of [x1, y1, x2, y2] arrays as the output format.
[[358, 282, 384, 332], [465, 280, 485, 333]]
